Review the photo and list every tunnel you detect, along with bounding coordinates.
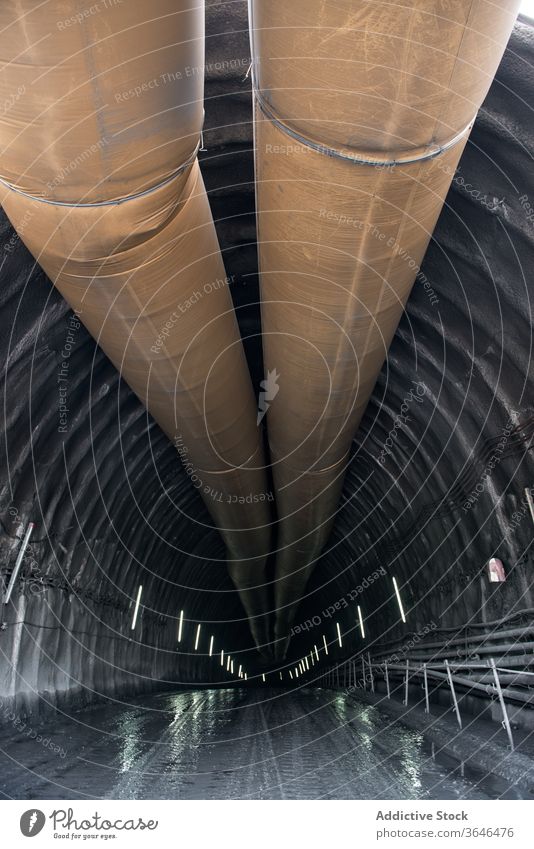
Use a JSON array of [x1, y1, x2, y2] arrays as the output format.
[[0, 0, 533, 804]]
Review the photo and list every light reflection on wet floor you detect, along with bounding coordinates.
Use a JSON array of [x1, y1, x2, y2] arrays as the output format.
[[0, 688, 527, 799]]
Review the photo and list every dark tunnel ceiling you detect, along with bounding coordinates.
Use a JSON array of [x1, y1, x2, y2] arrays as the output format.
[[1, 4, 533, 670]]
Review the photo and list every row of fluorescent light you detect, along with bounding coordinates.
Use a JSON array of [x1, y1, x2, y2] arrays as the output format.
[[288, 578, 407, 682], [184, 613, 249, 680], [131, 601, 249, 678], [129, 577, 407, 683]]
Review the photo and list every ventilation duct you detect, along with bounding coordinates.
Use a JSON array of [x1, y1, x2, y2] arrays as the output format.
[[250, 0, 521, 658], [0, 1, 271, 652]]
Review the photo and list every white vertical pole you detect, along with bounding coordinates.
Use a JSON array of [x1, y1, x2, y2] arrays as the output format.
[[525, 487, 534, 525], [445, 659, 462, 729], [423, 662, 430, 714], [490, 658, 514, 751], [4, 523, 34, 604], [368, 652, 374, 693], [403, 659, 409, 706]]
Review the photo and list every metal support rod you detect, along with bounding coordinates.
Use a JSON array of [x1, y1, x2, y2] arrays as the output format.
[[362, 656, 366, 690], [4, 522, 34, 604], [368, 652, 375, 693], [445, 659, 462, 729], [525, 487, 534, 526], [423, 662, 430, 714], [403, 659, 410, 705], [490, 657, 515, 751], [385, 662, 391, 699], [372, 627, 534, 659]]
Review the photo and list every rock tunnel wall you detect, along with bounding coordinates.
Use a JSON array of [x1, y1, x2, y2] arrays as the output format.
[[1, 2, 533, 717]]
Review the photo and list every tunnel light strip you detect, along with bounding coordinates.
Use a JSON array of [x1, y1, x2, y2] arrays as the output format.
[[304, 656, 310, 671], [323, 634, 329, 655], [209, 636, 214, 657], [244, 673, 247, 681], [238, 665, 243, 678], [194, 624, 201, 650], [262, 673, 266, 682], [231, 660, 234, 674], [357, 605, 365, 639], [310, 651, 314, 666], [177, 610, 184, 642], [336, 622, 342, 647], [314, 644, 319, 662], [289, 670, 293, 679], [5, 522, 34, 604], [131, 585, 143, 630], [220, 649, 225, 667], [227, 655, 231, 671], [295, 668, 299, 678], [279, 671, 283, 681], [392, 576, 407, 623]]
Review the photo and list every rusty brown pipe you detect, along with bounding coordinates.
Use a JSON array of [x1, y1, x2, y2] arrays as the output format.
[[250, 0, 520, 658], [0, 0, 272, 652]]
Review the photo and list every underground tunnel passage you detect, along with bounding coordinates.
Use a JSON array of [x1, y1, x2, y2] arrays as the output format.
[[0, 0, 533, 811]]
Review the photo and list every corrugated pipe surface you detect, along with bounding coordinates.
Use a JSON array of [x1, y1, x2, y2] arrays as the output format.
[[0, 1, 272, 652], [250, 0, 520, 658]]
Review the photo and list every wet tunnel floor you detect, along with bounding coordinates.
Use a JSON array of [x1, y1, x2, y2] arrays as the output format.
[[0, 688, 526, 800]]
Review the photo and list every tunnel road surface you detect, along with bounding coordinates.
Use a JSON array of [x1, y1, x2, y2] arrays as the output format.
[[0, 688, 525, 799]]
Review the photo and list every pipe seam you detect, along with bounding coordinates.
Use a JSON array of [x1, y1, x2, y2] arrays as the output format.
[[196, 444, 266, 475], [254, 88, 473, 167], [0, 143, 200, 209], [269, 449, 350, 476]]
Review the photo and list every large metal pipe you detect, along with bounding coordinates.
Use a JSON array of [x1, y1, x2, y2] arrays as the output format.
[[0, 1, 271, 651], [250, 0, 520, 657]]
